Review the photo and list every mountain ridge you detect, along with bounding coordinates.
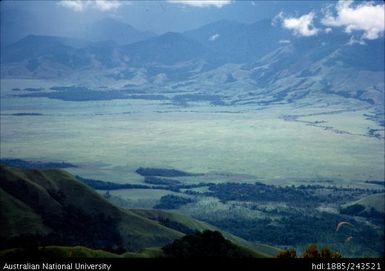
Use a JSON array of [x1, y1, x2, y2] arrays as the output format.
[[0, 164, 276, 257]]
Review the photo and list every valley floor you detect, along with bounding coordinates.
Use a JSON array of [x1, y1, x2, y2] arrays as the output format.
[[0, 79, 384, 258]]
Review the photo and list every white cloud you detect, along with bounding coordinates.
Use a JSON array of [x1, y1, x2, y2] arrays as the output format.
[[347, 35, 366, 45], [167, 0, 232, 8], [209, 33, 220, 41], [324, 27, 332, 33], [321, 0, 385, 40], [59, 0, 86, 12], [59, 0, 122, 12], [94, 0, 122, 11], [279, 39, 291, 44], [279, 12, 320, 37]]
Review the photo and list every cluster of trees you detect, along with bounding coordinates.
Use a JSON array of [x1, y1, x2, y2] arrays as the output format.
[[205, 182, 378, 207], [155, 218, 196, 235], [206, 182, 317, 205], [205, 211, 383, 257], [0, 159, 76, 169], [136, 167, 195, 177], [340, 205, 383, 220], [76, 176, 149, 190], [162, 230, 253, 258], [277, 244, 341, 258], [154, 195, 194, 209]]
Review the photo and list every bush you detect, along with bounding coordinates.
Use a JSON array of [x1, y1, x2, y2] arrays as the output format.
[[162, 230, 254, 258], [277, 244, 342, 258]]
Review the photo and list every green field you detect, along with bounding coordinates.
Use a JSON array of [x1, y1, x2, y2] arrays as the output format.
[[1, 79, 384, 186]]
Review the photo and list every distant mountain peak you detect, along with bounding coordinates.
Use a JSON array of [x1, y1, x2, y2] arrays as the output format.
[[84, 18, 154, 45]]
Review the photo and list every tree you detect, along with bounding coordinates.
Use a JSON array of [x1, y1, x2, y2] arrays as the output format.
[[320, 246, 341, 258], [162, 230, 254, 258], [277, 244, 342, 259], [303, 244, 319, 258], [277, 248, 297, 258]]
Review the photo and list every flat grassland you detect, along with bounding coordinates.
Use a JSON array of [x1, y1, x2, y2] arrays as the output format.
[[1, 79, 383, 185]]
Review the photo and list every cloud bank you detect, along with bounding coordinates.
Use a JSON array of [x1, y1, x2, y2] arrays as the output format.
[[275, 0, 384, 40], [167, 0, 232, 8], [59, 0, 122, 12], [321, 0, 385, 40]]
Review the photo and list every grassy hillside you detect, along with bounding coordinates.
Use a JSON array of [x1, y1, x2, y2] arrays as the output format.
[[340, 193, 384, 218], [351, 193, 384, 213], [0, 164, 182, 251], [0, 164, 276, 257], [0, 187, 49, 238], [0, 246, 122, 258]]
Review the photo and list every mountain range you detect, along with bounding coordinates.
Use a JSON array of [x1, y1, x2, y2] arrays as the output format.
[[1, 18, 383, 107]]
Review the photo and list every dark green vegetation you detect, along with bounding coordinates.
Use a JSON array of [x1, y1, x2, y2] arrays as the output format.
[[130, 209, 280, 257], [5, 113, 44, 116], [204, 211, 382, 257], [340, 193, 384, 219], [0, 246, 124, 258], [364, 181, 385, 187], [73, 165, 383, 257], [136, 167, 198, 177], [0, 159, 76, 169], [76, 175, 150, 190], [57, 165, 383, 258], [83, 165, 383, 257], [0, 231, 264, 259], [162, 230, 256, 258], [0, 165, 274, 258], [185, 183, 384, 257], [14, 86, 230, 106], [76, 174, 206, 192], [154, 195, 194, 210], [204, 183, 384, 207], [0, 245, 172, 258], [0, 164, 184, 252]]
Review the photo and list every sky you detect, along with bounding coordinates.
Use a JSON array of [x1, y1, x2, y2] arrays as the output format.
[[1, 0, 384, 44]]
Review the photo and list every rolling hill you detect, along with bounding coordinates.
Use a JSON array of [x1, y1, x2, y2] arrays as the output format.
[[0, 164, 183, 251], [340, 193, 385, 218], [0, 164, 276, 257]]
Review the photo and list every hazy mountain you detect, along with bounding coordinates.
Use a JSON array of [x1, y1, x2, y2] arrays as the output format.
[[184, 19, 291, 63], [0, 8, 39, 47], [2, 35, 84, 63], [1, 19, 384, 105], [1, 31, 212, 79], [244, 33, 385, 107], [123, 32, 212, 65], [83, 18, 154, 45], [1, 35, 128, 78]]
